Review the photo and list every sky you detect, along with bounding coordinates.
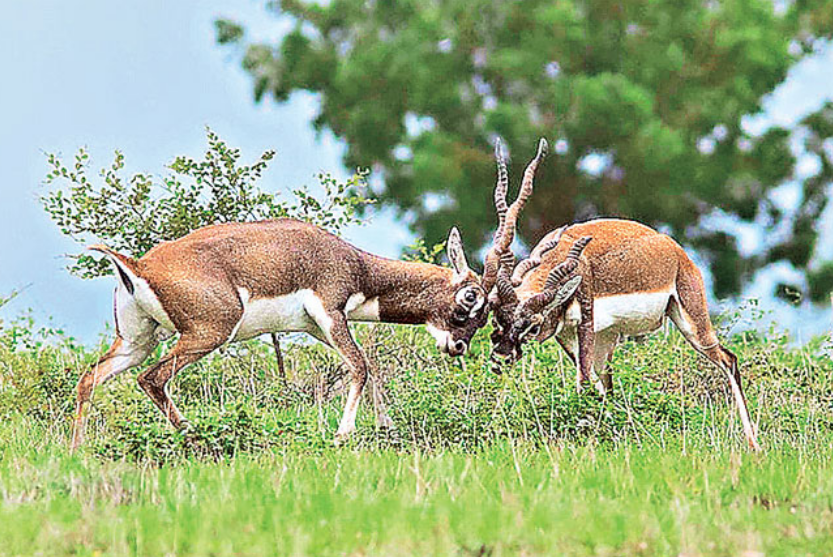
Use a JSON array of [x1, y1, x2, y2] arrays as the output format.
[[0, 0, 409, 343], [0, 1, 831, 344]]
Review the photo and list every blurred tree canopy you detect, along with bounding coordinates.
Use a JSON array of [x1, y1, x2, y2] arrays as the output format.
[[216, 0, 833, 300]]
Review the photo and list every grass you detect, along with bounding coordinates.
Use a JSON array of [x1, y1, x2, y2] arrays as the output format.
[[1, 313, 832, 555]]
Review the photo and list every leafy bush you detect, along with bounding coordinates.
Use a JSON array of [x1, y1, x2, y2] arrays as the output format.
[[401, 237, 448, 266], [41, 127, 372, 278]]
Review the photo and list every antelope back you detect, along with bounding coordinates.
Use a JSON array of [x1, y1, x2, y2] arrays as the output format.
[[516, 219, 684, 300]]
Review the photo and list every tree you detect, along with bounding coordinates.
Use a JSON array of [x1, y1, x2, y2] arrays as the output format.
[[216, 0, 833, 301]]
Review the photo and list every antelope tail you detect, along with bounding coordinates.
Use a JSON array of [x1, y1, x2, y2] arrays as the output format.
[[88, 245, 139, 296]]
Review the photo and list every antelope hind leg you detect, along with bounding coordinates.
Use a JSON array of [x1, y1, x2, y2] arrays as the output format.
[[72, 335, 156, 450], [668, 295, 760, 450]]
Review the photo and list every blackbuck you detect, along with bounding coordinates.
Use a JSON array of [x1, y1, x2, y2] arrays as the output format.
[[483, 142, 760, 451], [72, 219, 488, 449]]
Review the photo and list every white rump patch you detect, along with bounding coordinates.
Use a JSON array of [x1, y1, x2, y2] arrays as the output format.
[[102, 254, 175, 336], [112, 286, 162, 347], [132, 277, 176, 332]]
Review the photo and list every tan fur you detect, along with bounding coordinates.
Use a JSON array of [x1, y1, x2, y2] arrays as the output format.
[[494, 218, 760, 451], [130, 220, 475, 329], [517, 220, 680, 299], [71, 218, 488, 449]]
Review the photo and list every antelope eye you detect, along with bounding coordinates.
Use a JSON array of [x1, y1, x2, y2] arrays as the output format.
[[464, 290, 477, 304], [530, 324, 541, 336]]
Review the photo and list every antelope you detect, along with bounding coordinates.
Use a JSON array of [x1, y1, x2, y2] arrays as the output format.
[[482, 140, 760, 451], [71, 219, 489, 449]]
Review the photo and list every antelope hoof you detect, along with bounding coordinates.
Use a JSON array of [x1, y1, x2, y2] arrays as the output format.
[[335, 426, 355, 446], [377, 414, 395, 430], [70, 432, 84, 453]]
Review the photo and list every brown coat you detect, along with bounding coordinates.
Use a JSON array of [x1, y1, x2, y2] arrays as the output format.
[[72, 218, 488, 448]]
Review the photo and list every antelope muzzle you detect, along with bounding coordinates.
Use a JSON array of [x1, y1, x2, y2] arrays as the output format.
[[489, 344, 521, 374]]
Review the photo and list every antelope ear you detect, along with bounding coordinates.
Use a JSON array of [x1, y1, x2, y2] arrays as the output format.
[[446, 227, 470, 278], [547, 275, 583, 310]]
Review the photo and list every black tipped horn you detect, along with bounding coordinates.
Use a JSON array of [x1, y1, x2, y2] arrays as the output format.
[[482, 138, 549, 294]]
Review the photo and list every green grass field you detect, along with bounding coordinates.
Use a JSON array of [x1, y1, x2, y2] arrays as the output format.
[[1, 314, 832, 556]]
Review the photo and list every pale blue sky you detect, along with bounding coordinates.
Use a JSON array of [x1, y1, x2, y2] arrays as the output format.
[[0, 1, 831, 344], [0, 0, 408, 342]]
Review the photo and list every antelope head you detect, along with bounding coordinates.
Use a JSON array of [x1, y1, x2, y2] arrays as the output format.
[[489, 238, 591, 371], [478, 137, 590, 372], [478, 137, 544, 366], [426, 227, 489, 356]]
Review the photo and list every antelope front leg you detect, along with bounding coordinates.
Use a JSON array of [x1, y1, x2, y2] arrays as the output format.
[[576, 290, 596, 390], [593, 331, 620, 396], [315, 310, 370, 441], [370, 375, 394, 429]]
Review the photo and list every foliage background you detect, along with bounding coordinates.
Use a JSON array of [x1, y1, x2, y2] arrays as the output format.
[[3, 2, 833, 554], [217, 0, 833, 301], [40, 128, 371, 278], [3, 1, 833, 343]]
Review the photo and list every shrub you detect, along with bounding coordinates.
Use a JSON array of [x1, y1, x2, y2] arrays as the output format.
[[41, 127, 372, 278]]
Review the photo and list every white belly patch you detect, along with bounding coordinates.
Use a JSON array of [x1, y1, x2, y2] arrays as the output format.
[[345, 292, 380, 322], [557, 291, 671, 336], [229, 289, 377, 343], [231, 289, 320, 342], [593, 291, 671, 335]]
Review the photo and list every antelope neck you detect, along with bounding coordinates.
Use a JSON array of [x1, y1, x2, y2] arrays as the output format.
[[363, 256, 452, 325]]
